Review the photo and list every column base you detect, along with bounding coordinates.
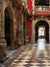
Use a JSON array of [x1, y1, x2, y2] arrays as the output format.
[[0, 56, 9, 63], [0, 39, 7, 62], [31, 37, 35, 43]]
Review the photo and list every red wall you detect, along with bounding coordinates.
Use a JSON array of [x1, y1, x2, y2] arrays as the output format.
[[27, 18, 32, 41], [27, 0, 32, 42], [35, 11, 50, 14], [27, 0, 32, 13]]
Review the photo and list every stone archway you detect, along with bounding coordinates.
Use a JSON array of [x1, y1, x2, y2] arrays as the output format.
[[4, 6, 14, 48], [35, 20, 49, 43]]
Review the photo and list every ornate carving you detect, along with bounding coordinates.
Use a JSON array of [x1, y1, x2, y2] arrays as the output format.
[[0, 0, 2, 32], [0, 0, 2, 10], [41, 16, 44, 19], [0, 0, 7, 61], [4, 0, 12, 9], [34, 15, 49, 20]]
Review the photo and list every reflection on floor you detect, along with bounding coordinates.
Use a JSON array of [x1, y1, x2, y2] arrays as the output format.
[[9, 44, 50, 67]]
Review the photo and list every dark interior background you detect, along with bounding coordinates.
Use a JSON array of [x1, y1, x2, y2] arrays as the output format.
[[5, 8, 10, 46]]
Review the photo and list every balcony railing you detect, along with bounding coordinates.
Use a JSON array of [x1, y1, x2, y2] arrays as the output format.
[[35, 6, 49, 12]]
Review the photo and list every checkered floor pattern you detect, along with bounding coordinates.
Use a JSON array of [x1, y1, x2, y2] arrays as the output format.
[[9, 44, 50, 67]]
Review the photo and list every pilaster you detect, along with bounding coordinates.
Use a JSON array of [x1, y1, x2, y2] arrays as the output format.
[[32, 0, 35, 14], [31, 17, 35, 43], [49, 26, 50, 43], [0, 0, 7, 62], [22, 14, 24, 44]]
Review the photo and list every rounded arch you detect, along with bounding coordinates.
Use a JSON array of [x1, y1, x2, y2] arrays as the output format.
[[4, 6, 14, 48], [35, 20, 49, 43], [4, 4, 15, 23], [4, 6, 13, 21]]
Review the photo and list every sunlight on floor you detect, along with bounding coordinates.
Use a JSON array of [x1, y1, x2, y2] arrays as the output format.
[[37, 39, 46, 51]]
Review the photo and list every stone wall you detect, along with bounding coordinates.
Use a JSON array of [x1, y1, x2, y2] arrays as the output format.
[[32, 15, 50, 43], [0, 0, 7, 61], [4, 0, 16, 48]]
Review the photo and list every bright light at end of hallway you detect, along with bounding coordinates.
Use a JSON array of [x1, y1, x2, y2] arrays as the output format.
[[37, 39, 46, 51]]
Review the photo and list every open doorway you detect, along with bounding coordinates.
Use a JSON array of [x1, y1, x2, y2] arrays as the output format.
[[38, 26, 46, 38], [4, 7, 14, 48], [35, 20, 49, 43]]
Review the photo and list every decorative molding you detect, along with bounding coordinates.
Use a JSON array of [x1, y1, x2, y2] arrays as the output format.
[[4, 0, 12, 10], [33, 15, 50, 20]]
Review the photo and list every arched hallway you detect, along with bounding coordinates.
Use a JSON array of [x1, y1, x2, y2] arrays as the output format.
[[0, 0, 50, 66], [35, 20, 49, 43]]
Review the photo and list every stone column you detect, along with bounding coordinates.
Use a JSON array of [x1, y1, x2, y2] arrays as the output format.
[[49, 26, 50, 43], [49, 0, 50, 11], [24, 15, 29, 45], [23, 15, 27, 44], [31, 17, 35, 43], [32, 0, 35, 14], [21, 14, 24, 45], [19, 13, 24, 45], [24, 15, 27, 36], [0, 0, 7, 62], [25, 15, 27, 35]]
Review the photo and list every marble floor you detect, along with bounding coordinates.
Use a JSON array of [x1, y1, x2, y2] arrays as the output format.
[[9, 44, 50, 67]]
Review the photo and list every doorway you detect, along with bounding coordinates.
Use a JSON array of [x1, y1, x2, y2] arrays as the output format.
[[35, 20, 49, 43], [5, 7, 14, 47], [38, 26, 46, 38]]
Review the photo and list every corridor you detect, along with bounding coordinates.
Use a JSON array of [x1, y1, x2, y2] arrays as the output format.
[[9, 44, 50, 67]]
